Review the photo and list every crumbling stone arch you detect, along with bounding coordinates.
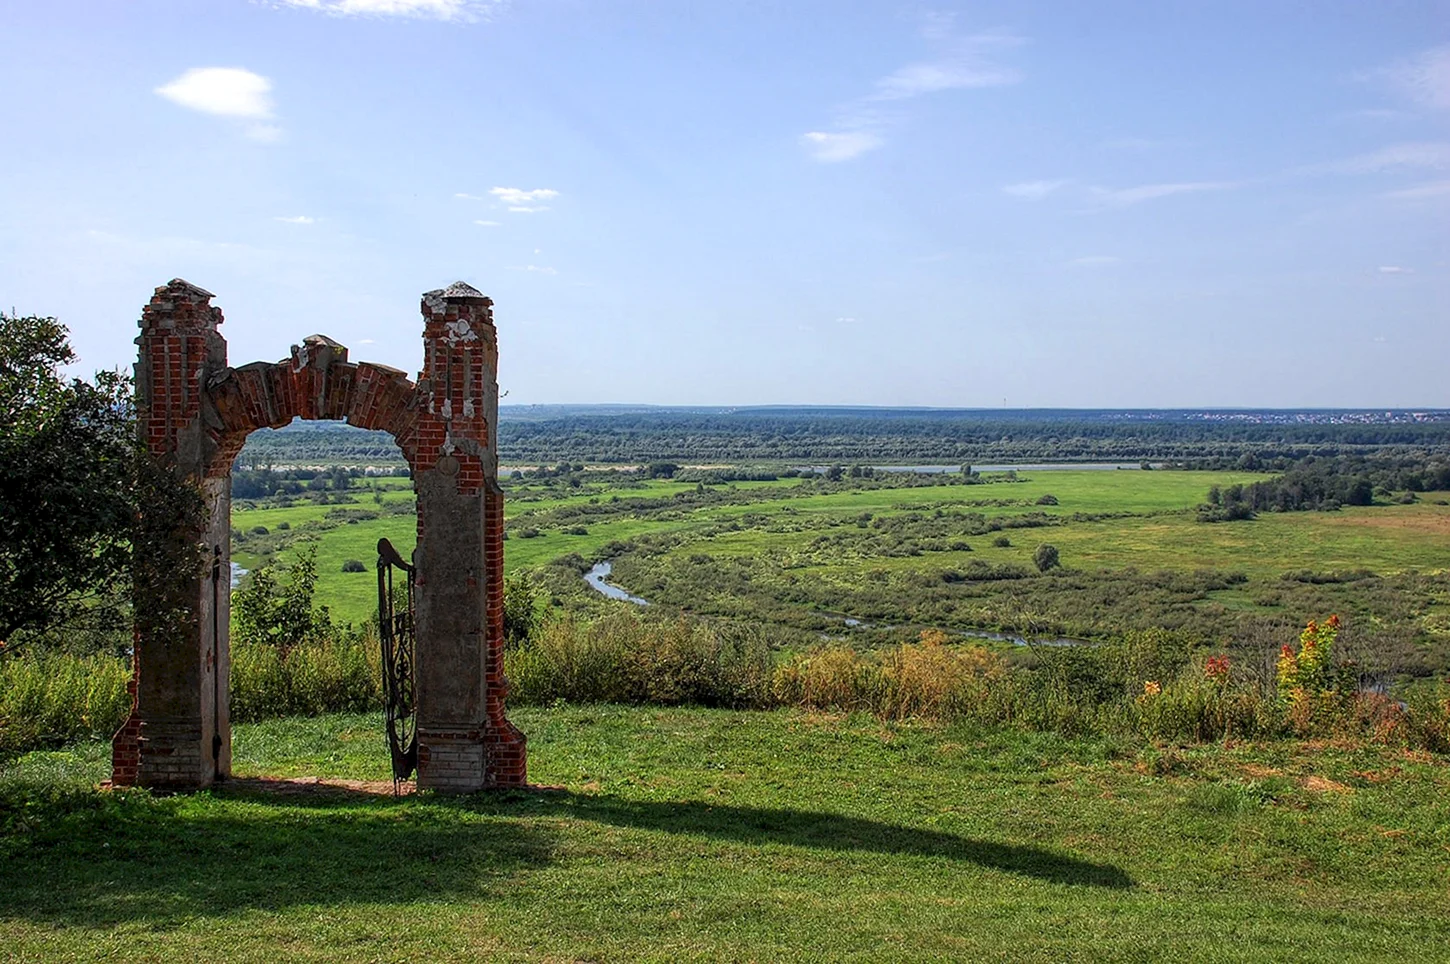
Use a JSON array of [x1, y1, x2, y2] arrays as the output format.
[[112, 279, 525, 792]]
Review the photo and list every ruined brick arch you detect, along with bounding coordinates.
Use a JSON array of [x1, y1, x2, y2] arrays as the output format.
[[204, 338, 424, 479], [112, 279, 525, 793]]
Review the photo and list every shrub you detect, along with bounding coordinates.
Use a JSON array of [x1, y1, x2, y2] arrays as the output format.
[[0, 653, 130, 755], [507, 612, 773, 709], [230, 631, 381, 722], [992, 536, 1011, 548], [1034, 544, 1060, 572], [1036, 494, 1059, 505], [341, 559, 367, 573]]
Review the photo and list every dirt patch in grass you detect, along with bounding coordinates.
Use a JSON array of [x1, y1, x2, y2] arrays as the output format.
[[1325, 509, 1450, 537]]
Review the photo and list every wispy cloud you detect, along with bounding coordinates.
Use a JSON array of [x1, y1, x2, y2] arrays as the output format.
[[508, 206, 550, 213], [802, 17, 1024, 162], [1069, 255, 1121, 267], [507, 264, 557, 275], [274, 215, 315, 224], [490, 187, 559, 205], [1317, 141, 1450, 174], [1384, 178, 1450, 199], [356, 338, 377, 345], [276, 0, 504, 22], [869, 33, 1024, 101], [1087, 181, 1238, 207], [156, 67, 284, 141], [800, 130, 883, 162], [1378, 265, 1414, 274], [473, 219, 501, 226], [1003, 179, 1069, 200], [1363, 45, 1450, 111], [454, 192, 487, 201]]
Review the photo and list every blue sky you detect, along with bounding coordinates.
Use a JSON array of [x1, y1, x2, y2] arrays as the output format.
[[1, 0, 1446, 407]]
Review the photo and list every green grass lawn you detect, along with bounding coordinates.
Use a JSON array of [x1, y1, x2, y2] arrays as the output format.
[[3, 707, 1449, 961]]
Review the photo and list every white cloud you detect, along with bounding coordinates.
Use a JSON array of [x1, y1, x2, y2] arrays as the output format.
[[1369, 45, 1450, 111], [1003, 179, 1068, 200], [871, 59, 1021, 100], [1384, 179, 1450, 199], [801, 130, 883, 162], [455, 192, 487, 200], [277, 0, 502, 21], [1088, 181, 1237, 207], [507, 205, 550, 213], [507, 264, 557, 275], [490, 187, 559, 205], [802, 22, 1023, 162], [357, 338, 377, 345], [1319, 141, 1450, 174], [1378, 265, 1414, 274], [156, 67, 274, 119], [274, 215, 315, 224], [473, 219, 501, 226], [1069, 255, 1121, 266], [835, 317, 858, 324]]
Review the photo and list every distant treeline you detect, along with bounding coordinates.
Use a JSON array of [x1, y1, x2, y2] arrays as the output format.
[[238, 411, 1450, 467], [1198, 454, 1450, 521]]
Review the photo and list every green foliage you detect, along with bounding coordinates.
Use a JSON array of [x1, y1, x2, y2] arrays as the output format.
[[507, 612, 774, 709], [502, 571, 541, 647], [340, 559, 367, 573], [229, 634, 380, 723], [0, 652, 130, 756], [232, 548, 334, 652], [1033, 543, 1060, 572], [0, 313, 135, 645]]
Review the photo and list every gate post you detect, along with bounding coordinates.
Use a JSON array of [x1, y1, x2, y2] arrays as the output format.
[[113, 279, 232, 789], [412, 282, 526, 790]]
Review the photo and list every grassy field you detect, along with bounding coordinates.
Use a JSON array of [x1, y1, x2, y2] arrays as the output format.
[[3, 706, 1448, 961], [229, 470, 1450, 669]]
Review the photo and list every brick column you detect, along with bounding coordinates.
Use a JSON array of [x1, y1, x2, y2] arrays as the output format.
[[412, 282, 526, 790], [113, 279, 231, 790]]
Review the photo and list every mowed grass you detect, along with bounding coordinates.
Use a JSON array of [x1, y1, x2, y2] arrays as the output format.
[[3, 707, 1449, 961]]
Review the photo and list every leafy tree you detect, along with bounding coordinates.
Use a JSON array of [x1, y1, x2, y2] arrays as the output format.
[[0, 313, 135, 647], [1033, 543, 1060, 572], [503, 571, 541, 647], [232, 547, 333, 652]]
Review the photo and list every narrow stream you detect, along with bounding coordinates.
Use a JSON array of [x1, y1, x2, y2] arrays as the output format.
[[584, 561, 650, 605]]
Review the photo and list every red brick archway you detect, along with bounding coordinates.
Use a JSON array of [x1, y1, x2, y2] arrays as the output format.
[[112, 279, 525, 792]]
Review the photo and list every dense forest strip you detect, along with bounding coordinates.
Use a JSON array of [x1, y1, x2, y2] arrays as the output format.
[[238, 409, 1450, 467]]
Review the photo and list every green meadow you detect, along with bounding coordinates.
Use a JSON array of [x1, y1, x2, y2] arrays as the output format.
[[230, 470, 1450, 664], [4, 706, 1449, 962]]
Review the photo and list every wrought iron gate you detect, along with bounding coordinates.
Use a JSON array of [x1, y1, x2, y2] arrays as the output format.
[[377, 538, 418, 786]]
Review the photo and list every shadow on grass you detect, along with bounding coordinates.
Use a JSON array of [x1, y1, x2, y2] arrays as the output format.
[[0, 778, 1128, 931], [0, 779, 551, 930], [461, 788, 1134, 889]]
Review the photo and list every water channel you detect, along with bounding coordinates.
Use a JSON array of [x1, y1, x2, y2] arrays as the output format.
[[582, 563, 1088, 646], [583, 561, 650, 606]]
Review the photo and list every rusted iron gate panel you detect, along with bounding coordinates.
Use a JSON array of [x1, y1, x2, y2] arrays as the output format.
[[377, 537, 418, 788]]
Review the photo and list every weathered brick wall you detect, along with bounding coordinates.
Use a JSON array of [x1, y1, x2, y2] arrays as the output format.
[[114, 278, 525, 792], [413, 283, 525, 790]]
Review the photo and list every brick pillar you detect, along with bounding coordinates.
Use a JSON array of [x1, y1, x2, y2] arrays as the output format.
[[412, 282, 526, 791], [113, 279, 231, 790]]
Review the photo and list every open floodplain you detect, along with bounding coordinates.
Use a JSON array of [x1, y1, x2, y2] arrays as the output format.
[[228, 466, 1450, 674]]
